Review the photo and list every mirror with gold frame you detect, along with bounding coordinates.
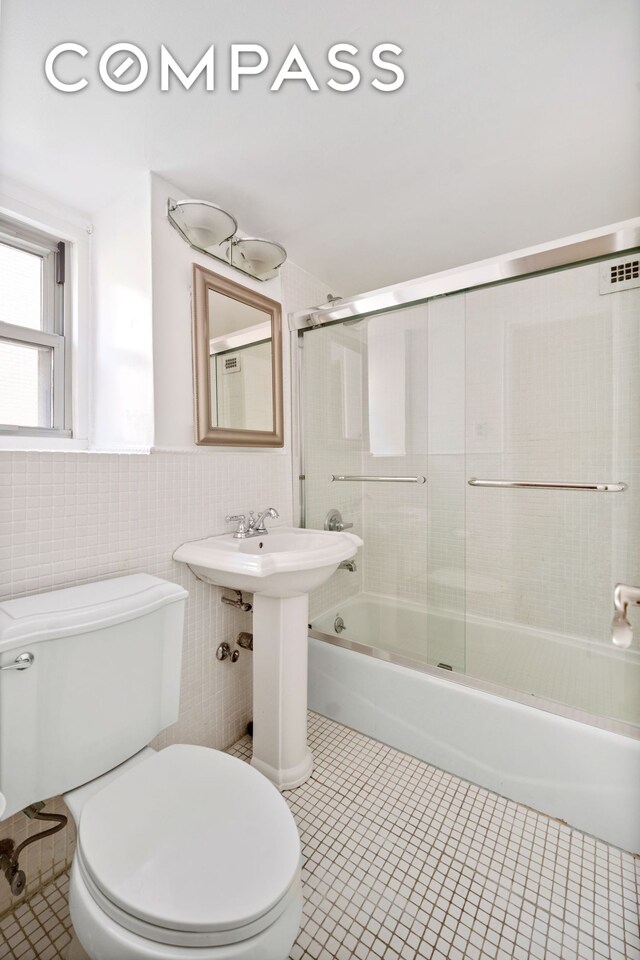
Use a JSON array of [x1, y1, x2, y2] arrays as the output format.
[[191, 264, 284, 446]]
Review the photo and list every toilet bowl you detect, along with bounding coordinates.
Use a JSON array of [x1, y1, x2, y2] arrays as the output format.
[[64, 744, 303, 960]]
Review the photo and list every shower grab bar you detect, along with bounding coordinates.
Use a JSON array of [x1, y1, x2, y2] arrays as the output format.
[[331, 475, 426, 484], [468, 478, 627, 493]]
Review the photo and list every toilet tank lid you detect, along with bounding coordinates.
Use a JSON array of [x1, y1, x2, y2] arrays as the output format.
[[0, 575, 188, 654]]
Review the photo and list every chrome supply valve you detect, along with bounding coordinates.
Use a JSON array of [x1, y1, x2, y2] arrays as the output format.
[[0, 802, 66, 898], [216, 642, 240, 663], [221, 590, 252, 612], [0, 840, 26, 897]]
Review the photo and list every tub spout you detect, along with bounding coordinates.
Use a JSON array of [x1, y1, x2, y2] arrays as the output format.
[[611, 583, 640, 648]]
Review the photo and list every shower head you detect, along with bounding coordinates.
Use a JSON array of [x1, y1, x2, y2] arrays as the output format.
[[611, 583, 640, 649]]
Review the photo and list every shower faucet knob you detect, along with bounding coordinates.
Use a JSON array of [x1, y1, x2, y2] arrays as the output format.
[[324, 508, 353, 532]]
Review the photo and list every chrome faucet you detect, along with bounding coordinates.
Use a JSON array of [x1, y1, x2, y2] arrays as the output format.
[[611, 583, 640, 648], [225, 507, 280, 539], [252, 507, 279, 534]]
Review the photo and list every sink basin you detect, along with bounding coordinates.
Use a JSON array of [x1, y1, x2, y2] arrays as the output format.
[[173, 526, 362, 598]]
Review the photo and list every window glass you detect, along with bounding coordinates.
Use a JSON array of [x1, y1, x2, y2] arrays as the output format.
[[0, 243, 43, 330], [0, 338, 53, 428]]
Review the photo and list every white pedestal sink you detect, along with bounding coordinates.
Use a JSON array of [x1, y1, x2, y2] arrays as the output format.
[[173, 526, 362, 788]]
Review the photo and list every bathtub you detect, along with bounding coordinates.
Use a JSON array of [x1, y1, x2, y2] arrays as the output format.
[[308, 593, 640, 852]]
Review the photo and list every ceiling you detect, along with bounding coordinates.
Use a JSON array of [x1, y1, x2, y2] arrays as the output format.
[[1, 0, 639, 295]]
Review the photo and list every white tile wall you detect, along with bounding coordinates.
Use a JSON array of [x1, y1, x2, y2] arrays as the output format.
[[0, 447, 287, 915], [0, 259, 334, 919]]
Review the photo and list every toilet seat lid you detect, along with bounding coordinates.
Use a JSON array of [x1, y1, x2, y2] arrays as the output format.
[[77, 745, 301, 937]]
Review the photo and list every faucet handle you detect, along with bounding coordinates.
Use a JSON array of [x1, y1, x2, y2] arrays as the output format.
[[226, 514, 249, 538], [324, 508, 353, 532]]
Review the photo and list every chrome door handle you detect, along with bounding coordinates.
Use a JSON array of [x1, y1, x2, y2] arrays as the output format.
[[0, 652, 35, 671]]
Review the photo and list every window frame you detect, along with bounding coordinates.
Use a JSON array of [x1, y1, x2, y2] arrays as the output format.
[[0, 216, 71, 438]]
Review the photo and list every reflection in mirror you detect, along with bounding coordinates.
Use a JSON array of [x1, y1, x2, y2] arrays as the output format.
[[208, 290, 273, 431], [192, 265, 283, 446]]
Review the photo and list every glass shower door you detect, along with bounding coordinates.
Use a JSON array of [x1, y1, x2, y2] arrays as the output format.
[[463, 258, 640, 729], [302, 299, 467, 674]]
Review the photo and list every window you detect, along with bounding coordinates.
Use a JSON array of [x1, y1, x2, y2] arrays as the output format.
[[0, 216, 69, 436]]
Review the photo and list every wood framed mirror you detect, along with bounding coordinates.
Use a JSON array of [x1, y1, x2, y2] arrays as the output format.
[[192, 264, 284, 446]]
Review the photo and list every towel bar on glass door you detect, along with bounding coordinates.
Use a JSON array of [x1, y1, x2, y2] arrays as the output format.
[[331, 475, 426, 484], [468, 478, 627, 492]]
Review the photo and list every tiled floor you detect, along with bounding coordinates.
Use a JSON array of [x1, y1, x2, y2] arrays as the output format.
[[0, 873, 71, 959], [1, 712, 639, 959]]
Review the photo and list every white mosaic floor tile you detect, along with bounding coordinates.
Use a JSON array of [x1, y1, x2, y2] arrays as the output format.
[[1, 713, 639, 959]]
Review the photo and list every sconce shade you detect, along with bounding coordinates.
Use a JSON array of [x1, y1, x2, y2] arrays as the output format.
[[227, 238, 288, 281], [168, 199, 237, 251]]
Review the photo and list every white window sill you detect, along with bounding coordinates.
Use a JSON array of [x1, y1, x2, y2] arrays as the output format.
[[0, 436, 89, 452]]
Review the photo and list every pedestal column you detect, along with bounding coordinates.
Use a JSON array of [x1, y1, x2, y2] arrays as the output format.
[[250, 593, 313, 789]]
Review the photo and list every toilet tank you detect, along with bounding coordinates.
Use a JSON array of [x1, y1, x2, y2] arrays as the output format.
[[0, 575, 188, 820]]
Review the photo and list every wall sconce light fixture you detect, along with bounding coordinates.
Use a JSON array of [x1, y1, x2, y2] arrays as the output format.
[[167, 198, 287, 281]]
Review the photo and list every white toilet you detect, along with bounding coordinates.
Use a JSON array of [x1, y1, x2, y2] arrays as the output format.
[[0, 575, 303, 960]]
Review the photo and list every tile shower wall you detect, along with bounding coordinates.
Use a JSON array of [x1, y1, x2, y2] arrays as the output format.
[[0, 260, 334, 918]]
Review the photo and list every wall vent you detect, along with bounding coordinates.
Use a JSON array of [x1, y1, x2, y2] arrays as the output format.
[[599, 255, 640, 294], [223, 354, 241, 373]]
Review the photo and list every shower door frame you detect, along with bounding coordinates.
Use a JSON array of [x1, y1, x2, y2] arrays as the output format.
[[289, 218, 640, 740]]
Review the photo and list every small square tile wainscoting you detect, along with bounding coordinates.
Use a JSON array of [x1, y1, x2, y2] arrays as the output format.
[[1, 714, 639, 960], [0, 447, 294, 916]]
